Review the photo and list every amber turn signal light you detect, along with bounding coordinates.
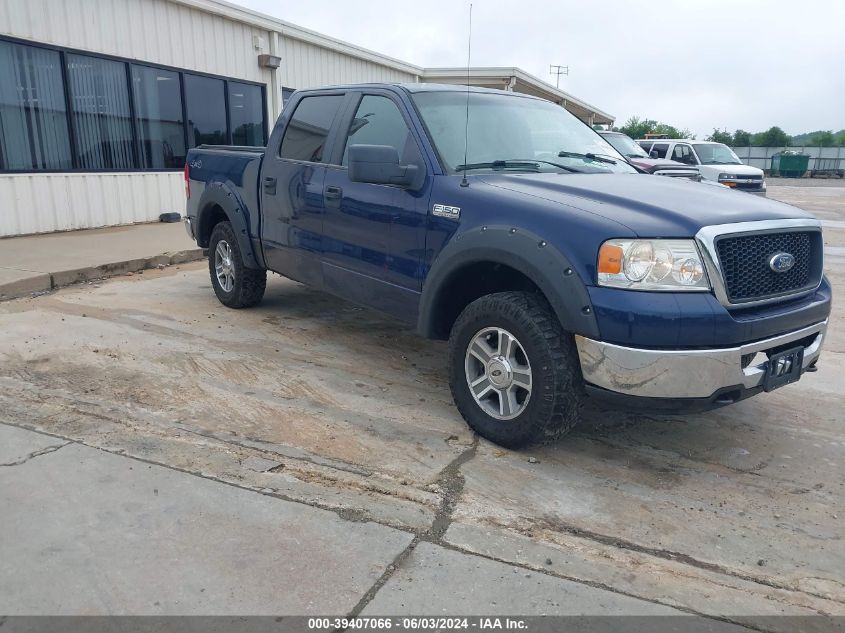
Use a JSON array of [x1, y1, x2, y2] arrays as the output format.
[[598, 243, 624, 274]]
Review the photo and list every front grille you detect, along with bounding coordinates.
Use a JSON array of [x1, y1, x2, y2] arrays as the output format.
[[715, 230, 821, 302], [655, 170, 698, 179], [736, 181, 764, 190]]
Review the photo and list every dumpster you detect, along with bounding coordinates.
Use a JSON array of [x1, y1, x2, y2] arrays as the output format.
[[771, 151, 810, 178]]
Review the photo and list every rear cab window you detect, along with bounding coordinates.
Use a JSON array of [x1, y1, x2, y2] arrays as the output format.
[[279, 95, 345, 163]]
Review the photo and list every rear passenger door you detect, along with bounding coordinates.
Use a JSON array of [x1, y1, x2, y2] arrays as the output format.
[[260, 93, 345, 288], [320, 92, 428, 319]]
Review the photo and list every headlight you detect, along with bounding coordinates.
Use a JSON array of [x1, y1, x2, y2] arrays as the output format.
[[597, 239, 710, 291], [718, 173, 737, 180]]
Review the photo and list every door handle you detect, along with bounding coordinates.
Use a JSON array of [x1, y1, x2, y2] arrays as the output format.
[[324, 185, 342, 200], [263, 176, 277, 195]]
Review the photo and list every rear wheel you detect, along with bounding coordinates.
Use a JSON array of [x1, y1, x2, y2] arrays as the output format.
[[448, 291, 582, 447], [208, 221, 266, 308]]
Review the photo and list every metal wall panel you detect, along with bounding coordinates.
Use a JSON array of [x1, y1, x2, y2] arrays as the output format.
[[732, 146, 845, 172], [0, 173, 184, 237], [278, 36, 416, 90], [0, 0, 272, 84]]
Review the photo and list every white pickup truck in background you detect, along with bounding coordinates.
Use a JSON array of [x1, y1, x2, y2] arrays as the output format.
[[637, 139, 767, 196]]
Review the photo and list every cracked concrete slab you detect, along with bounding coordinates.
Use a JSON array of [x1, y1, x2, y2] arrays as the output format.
[[0, 423, 68, 466], [454, 408, 845, 600], [362, 542, 697, 617], [442, 522, 845, 624], [0, 442, 413, 615]]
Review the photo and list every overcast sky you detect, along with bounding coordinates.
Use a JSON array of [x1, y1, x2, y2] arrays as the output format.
[[235, 0, 844, 137]]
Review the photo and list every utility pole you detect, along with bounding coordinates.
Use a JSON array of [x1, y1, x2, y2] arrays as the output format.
[[549, 64, 569, 88]]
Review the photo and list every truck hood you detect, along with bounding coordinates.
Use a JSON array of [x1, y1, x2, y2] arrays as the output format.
[[696, 163, 764, 179], [628, 157, 694, 171], [477, 172, 812, 237]]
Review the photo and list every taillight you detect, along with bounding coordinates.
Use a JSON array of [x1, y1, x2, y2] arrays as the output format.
[[184, 162, 191, 199]]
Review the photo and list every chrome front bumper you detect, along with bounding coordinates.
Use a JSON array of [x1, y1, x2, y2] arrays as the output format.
[[576, 319, 827, 399]]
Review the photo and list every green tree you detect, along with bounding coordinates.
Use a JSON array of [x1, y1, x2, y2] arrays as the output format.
[[809, 130, 835, 147], [836, 131, 845, 146], [707, 129, 733, 144], [616, 116, 657, 139], [752, 126, 791, 147], [616, 116, 694, 140], [732, 129, 752, 146]]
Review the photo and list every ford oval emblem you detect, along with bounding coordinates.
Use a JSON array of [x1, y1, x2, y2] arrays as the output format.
[[769, 252, 795, 273]]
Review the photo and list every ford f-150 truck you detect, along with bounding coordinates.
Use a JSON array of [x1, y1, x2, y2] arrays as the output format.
[[184, 83, 831, 447]]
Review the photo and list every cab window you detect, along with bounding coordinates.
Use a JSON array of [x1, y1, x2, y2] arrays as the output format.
[[650, 143, 669, 159], [672, 144, 697, 165], [342, 95, 422, 167], [279, 95, 344, 163]]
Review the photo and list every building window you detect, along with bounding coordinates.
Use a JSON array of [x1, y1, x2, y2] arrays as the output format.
[[184, 74, 227, 148], [132, 65, 185, 168], [0, 37, 266, 172], [229, 81, 264, 146], [279, 95, 344, 163], [0, 40, 72, 170], [66, 53, 135, 170]]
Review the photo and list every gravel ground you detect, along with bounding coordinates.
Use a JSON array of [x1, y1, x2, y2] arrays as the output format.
[[766, 177, 845, 187]]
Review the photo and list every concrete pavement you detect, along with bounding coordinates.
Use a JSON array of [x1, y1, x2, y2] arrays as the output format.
[[0, 423, 706, 618], [0, 222, 204, 301]]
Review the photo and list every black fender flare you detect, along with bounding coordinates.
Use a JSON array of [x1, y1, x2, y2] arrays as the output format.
[[417, 225, 600, 339], [196, 182, 262, 269]]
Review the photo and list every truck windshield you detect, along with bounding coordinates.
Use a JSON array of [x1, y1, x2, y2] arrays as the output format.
[[602, 133, 649, 159], [693, 143, 743, 165], [412, 91, 636, 175]]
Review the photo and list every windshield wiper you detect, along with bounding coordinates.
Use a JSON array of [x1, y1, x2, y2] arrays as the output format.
[[557, 151, 617, 165], [456, 159, 582, 173]]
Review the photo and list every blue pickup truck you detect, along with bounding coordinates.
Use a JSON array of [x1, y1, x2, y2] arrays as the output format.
[[184, 83, 830, 447]]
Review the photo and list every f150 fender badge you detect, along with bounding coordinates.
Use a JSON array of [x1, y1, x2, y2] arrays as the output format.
[[433, 204, 461, 219]]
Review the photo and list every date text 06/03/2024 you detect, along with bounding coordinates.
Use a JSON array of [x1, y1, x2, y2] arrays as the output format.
[[306, 617, 528, 629]]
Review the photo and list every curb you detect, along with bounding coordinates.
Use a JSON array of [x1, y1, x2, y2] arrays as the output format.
[[0, 249, 207, 302]]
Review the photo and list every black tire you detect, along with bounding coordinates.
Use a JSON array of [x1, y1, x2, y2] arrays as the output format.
[[448, 291, 583, 448], [208, 221, 266, 308]]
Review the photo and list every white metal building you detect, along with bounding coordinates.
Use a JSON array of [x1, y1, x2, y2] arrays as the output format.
[[0, 0, 614, 237]]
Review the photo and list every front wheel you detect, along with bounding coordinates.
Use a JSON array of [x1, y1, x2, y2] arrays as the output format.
[[448, 291, 583, 447], [208, 221, 266, 308]]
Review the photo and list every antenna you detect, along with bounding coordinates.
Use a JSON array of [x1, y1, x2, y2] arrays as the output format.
[[549, 64, 569, 89], [460, 3, 473, 188]]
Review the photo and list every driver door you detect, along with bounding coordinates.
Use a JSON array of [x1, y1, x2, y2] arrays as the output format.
[[321, 92, 428, 318]]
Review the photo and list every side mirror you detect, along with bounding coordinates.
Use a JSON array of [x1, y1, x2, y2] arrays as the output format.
[[348, 144, 419, 189], [650, 150, 660, 159]]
